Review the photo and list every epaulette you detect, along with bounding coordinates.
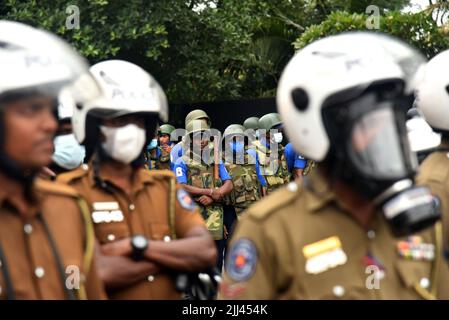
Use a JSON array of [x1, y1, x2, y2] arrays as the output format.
[[143, 169, 176, 181], [418, 152, 449, 184], [247, 181, 301, 221], [56, 164, 90, 184], [35, 178, 80, 198]]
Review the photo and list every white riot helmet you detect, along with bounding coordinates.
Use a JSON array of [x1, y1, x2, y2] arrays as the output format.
[[277, 32, 425, 163], [0, 21, 100, 179], [415, 49, 449, 132], [406, 108, 441, 158], [277, 32, 440, 237], [57, 93, 75, 121], [72, 59, 168, 159], [0, 21, 100, 107]]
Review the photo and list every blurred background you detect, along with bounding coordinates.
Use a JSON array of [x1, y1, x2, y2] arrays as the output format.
[[1, 0, 447, 128]]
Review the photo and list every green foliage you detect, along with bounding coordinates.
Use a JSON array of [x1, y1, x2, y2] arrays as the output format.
[[2, 0, 445, 105], [1, 0, 293, 103], [294, 11, 449, 58]]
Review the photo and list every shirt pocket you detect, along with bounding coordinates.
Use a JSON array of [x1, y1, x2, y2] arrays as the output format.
[[94, 221, 131, 244], [301, 264, 371, 299], [395, 259, 433, 299], [148, 222, 171, 241]]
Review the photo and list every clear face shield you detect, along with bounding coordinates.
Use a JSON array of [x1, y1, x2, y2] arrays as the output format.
[[323, 87, 440, 236], [348, 105, 417, 181]]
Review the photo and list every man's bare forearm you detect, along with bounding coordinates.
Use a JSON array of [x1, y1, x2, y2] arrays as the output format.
[[143, 227, 216, 272], [97, 247, 161, 289]]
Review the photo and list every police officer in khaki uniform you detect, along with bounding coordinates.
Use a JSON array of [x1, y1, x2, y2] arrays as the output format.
[[220, 32, 449, 300], [0, 21, 106, 300], [58, 60, 216, 299], [415, 49, 449, 251]]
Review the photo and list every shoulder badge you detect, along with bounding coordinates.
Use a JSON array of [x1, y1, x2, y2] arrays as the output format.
[[177, 189, 196, 211], [226, 238, 258, 282]]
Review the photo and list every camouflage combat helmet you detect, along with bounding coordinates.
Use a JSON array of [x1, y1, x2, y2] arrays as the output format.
[[186, 119, 211, 135], [185, 109, 211, 128], [224, 124, 245, 138], [158, 124, 175, 136], [259, 113, 282, 131], [243, 117, 259, 130]]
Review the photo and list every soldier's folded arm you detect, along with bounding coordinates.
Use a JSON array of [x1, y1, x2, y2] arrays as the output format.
[[182, 183, 213, 197], [181, 180, 232, 199]]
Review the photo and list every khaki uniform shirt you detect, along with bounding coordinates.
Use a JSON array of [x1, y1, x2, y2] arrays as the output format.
[[416, 140, 449, 251], [0, 178, 106, 300], [58, 165, 205, 299], [219, 169, 449, 299]]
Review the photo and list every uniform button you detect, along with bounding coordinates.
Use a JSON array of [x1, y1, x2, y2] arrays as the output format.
[[163, 236, 171, 242], [420, 277, 430, 289], [107, 234, 116, 242], [129, 204, 135, 211], [81, 164, 89, 171], [24, 224, 33, 235], [287, 182, 298, 193], [332, 285, 345, 297], [147, 275, 155, 282], [367, 230, 376, 239], [35, 267, 45, 278]]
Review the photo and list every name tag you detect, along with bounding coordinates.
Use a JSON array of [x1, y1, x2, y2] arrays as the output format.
[[92, 202, 124, 223], [303, 236, 347, 274]]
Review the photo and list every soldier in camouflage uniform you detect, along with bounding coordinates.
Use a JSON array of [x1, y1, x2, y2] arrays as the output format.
[[144, 124, 175, 170], [243, 117, 259, 131], [243, 117, 260, 150], [170, 109, 211, 172], [222, 124, 266, 217], [253, 113, 290, 194], [174, 120, 233, 271], [143, 138, 158, 170]]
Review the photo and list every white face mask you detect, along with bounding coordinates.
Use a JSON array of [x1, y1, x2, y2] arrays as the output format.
[[273, 132, 283, 143], [100, 124, 146, 164], [52, 133, 86, 170]]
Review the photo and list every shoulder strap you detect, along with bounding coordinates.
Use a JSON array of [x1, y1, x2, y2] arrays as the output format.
[[75, 197, 95, 300]]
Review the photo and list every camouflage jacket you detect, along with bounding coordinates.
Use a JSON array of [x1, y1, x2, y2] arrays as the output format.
[[223, 148, 262, 215], [254, 141, 290, 194], [184, 153, 224, 240]]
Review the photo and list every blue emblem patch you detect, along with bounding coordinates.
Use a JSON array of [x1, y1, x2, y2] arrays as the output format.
[[226, 238, 257, 282], [177, 189, 197, 211]]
